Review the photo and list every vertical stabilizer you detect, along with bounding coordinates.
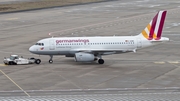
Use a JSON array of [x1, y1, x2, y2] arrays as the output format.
[[138, 11, 167, 40]]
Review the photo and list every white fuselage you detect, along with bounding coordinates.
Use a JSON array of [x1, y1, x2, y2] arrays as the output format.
[[29, 36, 159, 56]]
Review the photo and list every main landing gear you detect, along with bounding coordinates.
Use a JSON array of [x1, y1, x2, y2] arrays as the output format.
[[48, 55, 105, 64], [49, 55, 53, 63], [95, 55, 104, 64], [98, 59, 104, 64]]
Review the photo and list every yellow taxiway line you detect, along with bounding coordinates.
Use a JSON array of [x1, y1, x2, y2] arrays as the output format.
[[0, 69, 30, 97], [167, 61, 179, 64], [154, 61, 165, 64], [0, 64, 6, 66], [5, 18, 19, 21]]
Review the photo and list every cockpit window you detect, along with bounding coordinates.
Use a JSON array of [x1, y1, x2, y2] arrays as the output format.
[[35, 43, 44, 46]]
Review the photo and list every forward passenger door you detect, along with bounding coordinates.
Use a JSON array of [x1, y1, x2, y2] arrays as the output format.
[[49, 39, 55, 50]]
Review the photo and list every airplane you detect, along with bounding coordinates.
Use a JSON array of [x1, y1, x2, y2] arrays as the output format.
[[29, 10, 169, 64]]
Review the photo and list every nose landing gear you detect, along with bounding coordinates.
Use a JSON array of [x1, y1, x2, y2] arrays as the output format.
[[96, 55, 104, 64], [49, 55, 53, 63]]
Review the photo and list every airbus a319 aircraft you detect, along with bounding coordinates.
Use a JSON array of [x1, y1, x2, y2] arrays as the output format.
[[29, 10, 169, 64]]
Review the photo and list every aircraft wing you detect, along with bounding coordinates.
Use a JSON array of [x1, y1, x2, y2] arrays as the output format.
[[71, 48, 136, 55]]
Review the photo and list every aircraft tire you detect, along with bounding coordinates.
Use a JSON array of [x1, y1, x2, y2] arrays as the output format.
[[49, 60, 53, 63], [98, 59, 104, 64]]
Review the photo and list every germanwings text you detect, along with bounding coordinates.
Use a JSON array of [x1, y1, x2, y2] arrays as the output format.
[[56, 39, 89, 44]]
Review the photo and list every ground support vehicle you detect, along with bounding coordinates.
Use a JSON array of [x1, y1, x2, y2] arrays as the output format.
[[3, 55, 41, 65]]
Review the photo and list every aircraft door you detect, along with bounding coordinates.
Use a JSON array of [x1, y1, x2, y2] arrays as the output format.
[[49, 39, 55, 50], [137, 38, 142, 48]]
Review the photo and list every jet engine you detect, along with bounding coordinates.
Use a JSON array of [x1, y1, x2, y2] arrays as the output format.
[[75, 52, 95, 62]]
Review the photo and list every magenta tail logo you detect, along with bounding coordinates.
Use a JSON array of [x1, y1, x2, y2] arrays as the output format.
[[141, 11, 167, 40]]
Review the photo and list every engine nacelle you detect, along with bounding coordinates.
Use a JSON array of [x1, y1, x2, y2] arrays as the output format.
[[75, 52, 95, 62]]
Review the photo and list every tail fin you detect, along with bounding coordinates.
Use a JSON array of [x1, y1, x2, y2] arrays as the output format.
[[139, 10, 167, 40]]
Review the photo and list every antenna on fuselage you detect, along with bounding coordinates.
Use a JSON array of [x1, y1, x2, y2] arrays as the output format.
[[49, 33, 54, 38]]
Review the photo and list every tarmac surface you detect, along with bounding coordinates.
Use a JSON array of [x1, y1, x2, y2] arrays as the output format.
[[1, 88, 180, 100], [0, 0, 41, 4], [0, 0, 180, 100]]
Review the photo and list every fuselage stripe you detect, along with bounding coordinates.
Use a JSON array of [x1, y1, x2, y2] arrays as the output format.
[[141, 30, 149, 39], [147, 24, 151, 31], [156, 11, 167, 39], [149, 13, 158, 39]]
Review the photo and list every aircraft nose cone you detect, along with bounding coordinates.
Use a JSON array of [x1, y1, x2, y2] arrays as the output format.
[[29, 46, 35, 53]]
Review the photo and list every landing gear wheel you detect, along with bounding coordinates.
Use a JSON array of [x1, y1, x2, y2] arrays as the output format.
[[35, 59, 41, 64], [49, 60, 53, 63], [98, 59, 104, 64], [49, 55, 53, 64]]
